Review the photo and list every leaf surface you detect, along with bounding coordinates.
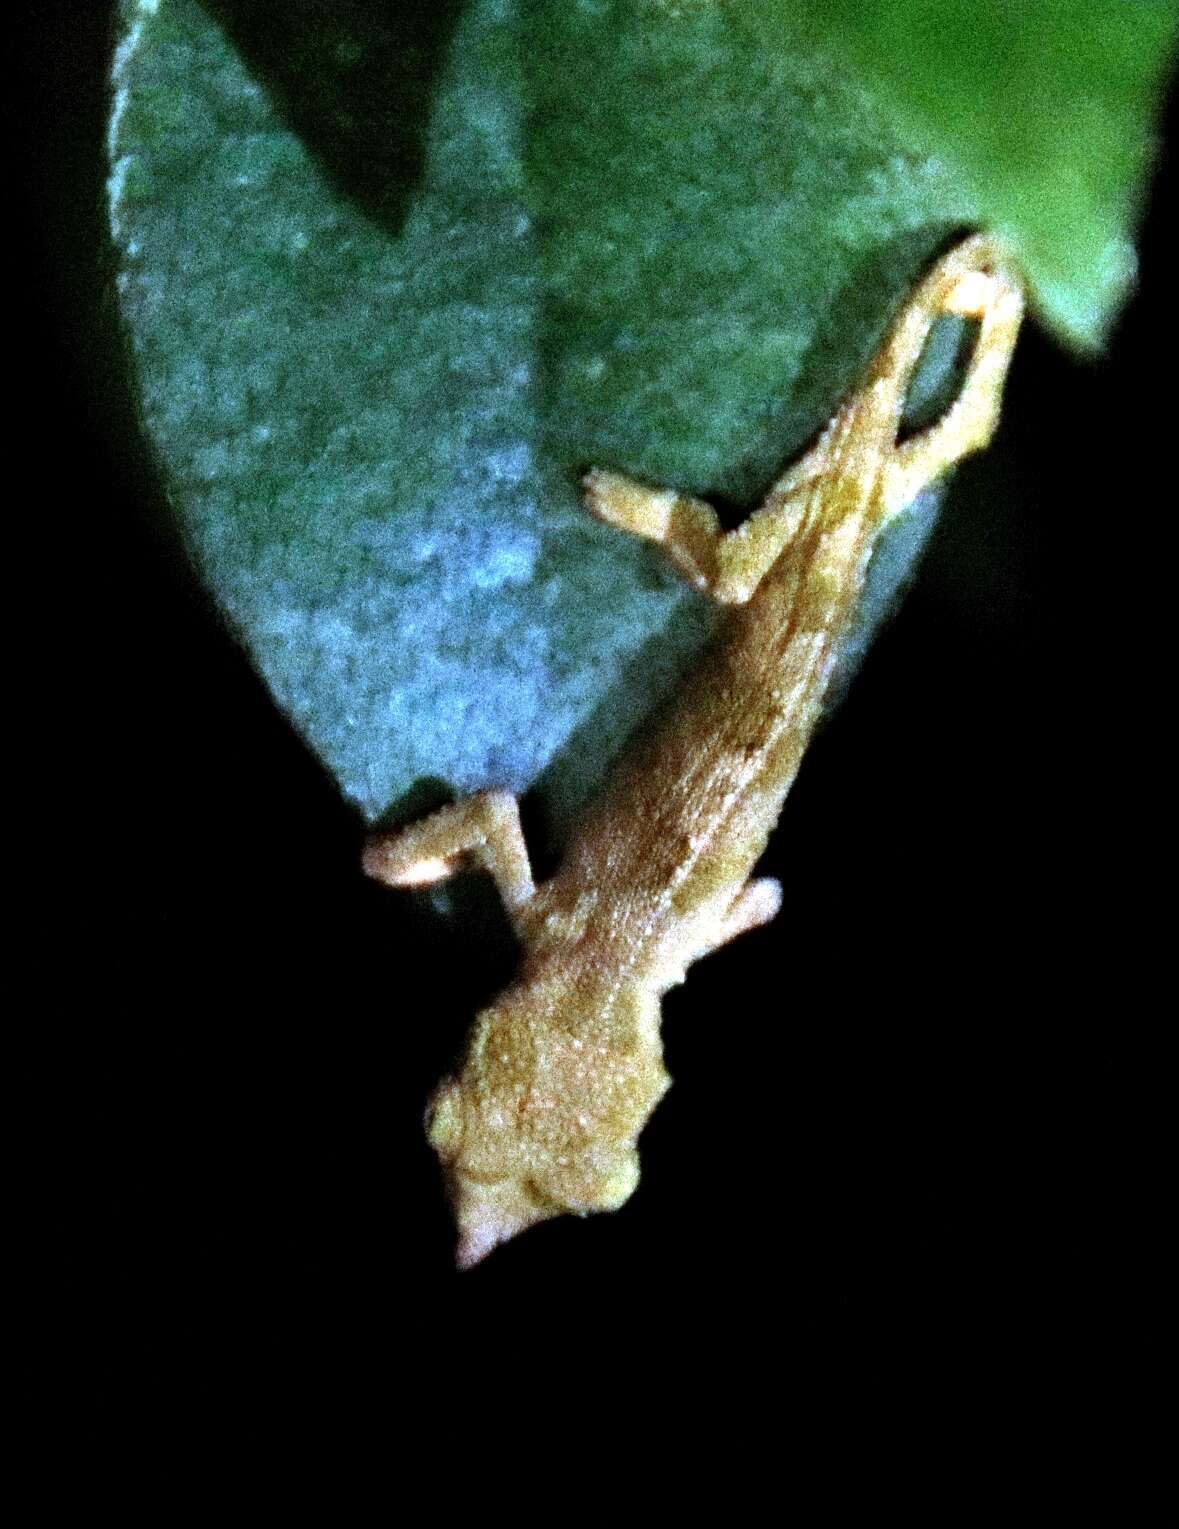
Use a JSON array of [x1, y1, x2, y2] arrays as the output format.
[[109, 0, 1026, 825], [754, 0, 1178, 347]]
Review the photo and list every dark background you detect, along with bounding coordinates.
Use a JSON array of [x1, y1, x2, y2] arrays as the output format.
[[23, 3, 1166, 1402]]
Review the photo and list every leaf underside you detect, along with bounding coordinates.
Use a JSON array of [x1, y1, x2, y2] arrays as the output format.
[[109, 0, 1169, 828]]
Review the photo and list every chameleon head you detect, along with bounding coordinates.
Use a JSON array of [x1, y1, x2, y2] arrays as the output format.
[[423, 1072, 643, 1268], [424, 1073, 553, 1267]]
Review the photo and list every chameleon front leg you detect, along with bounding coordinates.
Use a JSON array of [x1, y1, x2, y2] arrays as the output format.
[[653, 875, 783, 991], [712, 876, 783, 948], [677, 877, 784, 977], [362, 789, 535, 932]]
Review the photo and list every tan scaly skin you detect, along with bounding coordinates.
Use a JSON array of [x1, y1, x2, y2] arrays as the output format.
[[363, 233, 1024, 1268]]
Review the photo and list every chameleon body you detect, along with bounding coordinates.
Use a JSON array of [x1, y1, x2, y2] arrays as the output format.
[[364, 235, 1024, 1267]]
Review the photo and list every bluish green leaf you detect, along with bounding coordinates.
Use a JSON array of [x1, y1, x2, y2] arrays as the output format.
[[110, 0, 992, 826]]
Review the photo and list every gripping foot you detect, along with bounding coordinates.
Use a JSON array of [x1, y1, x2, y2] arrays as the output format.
[[363, 790, 535, 930]]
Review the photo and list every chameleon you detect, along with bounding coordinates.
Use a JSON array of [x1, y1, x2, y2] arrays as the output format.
[[363, 233, 1024, 1268]]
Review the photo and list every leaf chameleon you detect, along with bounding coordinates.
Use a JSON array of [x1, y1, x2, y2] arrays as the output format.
[[364, 235, 1024, 1267]]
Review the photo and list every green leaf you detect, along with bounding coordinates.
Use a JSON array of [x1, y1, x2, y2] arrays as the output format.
[[110, 0, 1002, 827], [751, 0, 1178, 348]]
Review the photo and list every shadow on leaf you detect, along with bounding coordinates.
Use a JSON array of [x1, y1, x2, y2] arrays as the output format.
[[201, 0, 465, 238]]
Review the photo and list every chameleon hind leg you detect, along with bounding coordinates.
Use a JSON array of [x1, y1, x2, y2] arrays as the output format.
[[582, 234, 1022, 606], [362, 789, 535, 931], [581, 469, 728, 597], [581, 463, 821, 608]]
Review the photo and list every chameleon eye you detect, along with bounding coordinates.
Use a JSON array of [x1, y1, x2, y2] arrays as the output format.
[[595, 1151, 641, 1211], [522, 1178, 567, 1214], [423, 1079, 463, 1157]]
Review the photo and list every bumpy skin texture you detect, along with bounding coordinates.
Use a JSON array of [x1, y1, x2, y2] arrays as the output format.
[[364, 235, 1024, 1268]]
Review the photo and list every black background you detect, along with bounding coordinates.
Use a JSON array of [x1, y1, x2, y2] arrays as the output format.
[[23, 3, 1167, 1407]]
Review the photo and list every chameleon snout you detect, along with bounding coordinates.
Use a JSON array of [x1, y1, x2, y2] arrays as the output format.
[[449, 1172, 555, 1269]]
